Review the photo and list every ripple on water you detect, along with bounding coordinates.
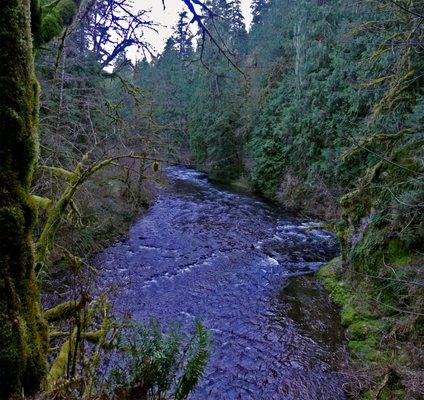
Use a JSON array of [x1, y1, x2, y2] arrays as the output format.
[[96, 166, 346, 399]]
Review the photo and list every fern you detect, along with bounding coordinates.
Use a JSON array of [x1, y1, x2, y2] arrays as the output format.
[[110, 319, 209, 399], [174, 320, 210, 400]]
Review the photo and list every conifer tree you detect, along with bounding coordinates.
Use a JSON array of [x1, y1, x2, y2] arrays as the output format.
[[174, 11, 193, 59]]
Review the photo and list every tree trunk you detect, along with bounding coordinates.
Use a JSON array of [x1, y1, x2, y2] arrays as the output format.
[[0, 0, 48, 398]]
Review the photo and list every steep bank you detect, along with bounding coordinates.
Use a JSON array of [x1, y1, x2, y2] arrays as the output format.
[[318, 256, 423, 399], [90, 0, 424, 396], [235, 150, 424, 399]]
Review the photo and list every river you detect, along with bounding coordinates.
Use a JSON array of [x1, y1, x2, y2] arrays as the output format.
[[97, 167, 347, 399]]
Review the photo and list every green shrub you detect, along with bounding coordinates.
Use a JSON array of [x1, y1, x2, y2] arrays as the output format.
[[110, 320, 210, 400]]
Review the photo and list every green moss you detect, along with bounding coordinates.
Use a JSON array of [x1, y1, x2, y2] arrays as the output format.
[[317, 257, 349, 306], [44, 300, 79, 322], [316, 256, 421, 399], [35, 0, 79, 47], [386, 240, 411, 265], [348, 337, 382, 361], [46, 334, 73, 387], [341, 305, 357, 326], [348, 228, 386, 274], [361, 370, 407, 400], [348, 228, 414, 281], [317, 259, 384, 360], [31, 195, 52, 211], [347, 319, 385, 341], [334, 218, 347, 233], [40, 13, 62, 43], [340, 188, 371, 224], [382, 389, 405, 400], [0, 1, 50, 397], [54, 0, 78, 25]]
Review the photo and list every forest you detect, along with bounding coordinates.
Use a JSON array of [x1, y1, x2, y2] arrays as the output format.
[[0, 0, 423, 399]]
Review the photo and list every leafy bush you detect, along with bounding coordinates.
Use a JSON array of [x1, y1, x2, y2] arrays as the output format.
[[110, 320, 210, 400]]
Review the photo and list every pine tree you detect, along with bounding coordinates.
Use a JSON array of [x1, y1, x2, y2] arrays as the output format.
[[173, 11, 193, 59], [251, 0, 269, 25], [228, 0, 248, 54]]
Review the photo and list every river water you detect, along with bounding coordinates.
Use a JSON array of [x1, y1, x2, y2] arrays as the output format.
[[97, 167, 347, 399]]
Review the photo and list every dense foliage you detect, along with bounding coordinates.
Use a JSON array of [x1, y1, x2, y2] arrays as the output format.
[[111, 320, 209, 400], [0, 0, 422, 398], [134, 0, 423, 397], [0, 1, 203, 398]]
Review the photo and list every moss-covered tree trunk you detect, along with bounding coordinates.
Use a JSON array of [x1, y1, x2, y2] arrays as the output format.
[[0, 0, 82, 395], [0, 1, 48, 398]]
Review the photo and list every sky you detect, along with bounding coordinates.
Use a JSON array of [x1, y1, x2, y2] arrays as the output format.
[[130, 0, 253, 61]]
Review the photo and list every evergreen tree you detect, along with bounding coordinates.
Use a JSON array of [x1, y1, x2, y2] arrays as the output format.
[[173, 11, 194, 59], [251, 0, 269, 25], [187, 0, 247, 181]]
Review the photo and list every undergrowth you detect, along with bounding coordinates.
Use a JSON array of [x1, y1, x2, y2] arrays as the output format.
[[318, 257, 424, 399], [110, 320, 210, 400], [42, 319, 210, 400]]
